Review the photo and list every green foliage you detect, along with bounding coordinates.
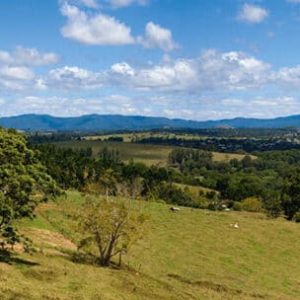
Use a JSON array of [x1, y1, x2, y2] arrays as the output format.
[[232, 202, 243, 211], [239, 197, 263, 212], [158, 184, 196, 207], [293, 212, 300, 223], [73, 196, 148, 266], [35, 139, 300, 221], [264, 192, 282, 218], [0, 128, 59, 251], [35, 145, 94, 189], [281, 168, 300, 220]]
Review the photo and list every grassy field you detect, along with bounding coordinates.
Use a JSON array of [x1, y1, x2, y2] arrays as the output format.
[[54, 140, 253, 166], [1, 191, 299, 300], [83, 132, 208, 142], [174, 183, 217, 195]]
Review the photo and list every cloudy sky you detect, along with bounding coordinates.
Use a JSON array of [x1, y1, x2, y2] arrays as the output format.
[[1, 0, 300, 120]]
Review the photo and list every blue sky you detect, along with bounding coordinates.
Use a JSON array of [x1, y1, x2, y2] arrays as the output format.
[[1, 0, 300, 120]]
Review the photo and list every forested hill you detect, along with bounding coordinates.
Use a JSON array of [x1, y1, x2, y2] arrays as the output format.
[[1, 114, 300, 131]]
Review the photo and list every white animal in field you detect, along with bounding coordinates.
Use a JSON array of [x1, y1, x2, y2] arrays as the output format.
[[230, 222, 239, 229], [170, 207, 181, 212]]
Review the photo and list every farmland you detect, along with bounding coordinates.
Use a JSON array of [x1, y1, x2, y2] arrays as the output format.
[[1, 191, 300, 300], [53, 140, 252, 166], [2, 129, 300, 300]]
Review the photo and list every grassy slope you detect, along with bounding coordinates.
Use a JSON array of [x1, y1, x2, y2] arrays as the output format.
[[1, 191, 299, 300], [54, 140, 251, 166]]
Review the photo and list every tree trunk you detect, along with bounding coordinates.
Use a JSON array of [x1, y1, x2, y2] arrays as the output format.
[[118, 252, 122, 267]]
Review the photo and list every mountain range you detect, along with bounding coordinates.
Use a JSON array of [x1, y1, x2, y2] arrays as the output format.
[[1, 114, 300, 131]]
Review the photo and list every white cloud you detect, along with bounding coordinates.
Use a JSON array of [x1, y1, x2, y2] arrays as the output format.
[[0, 46, 58, 91], [46, 65, 104, 89], [107, 50, 271, 92], [108, 0, 148, 8], [30, 50, 271, 93], [276, 66, 300, 87], [60, 4, 178, 51], [111, 62, 135, 76], [2, 94, 299, 121], [0, 66, 34, 80], [139, 22, 178, 52], [0, 95, 143, 117], [60, 3, 135, 45], [4, 48, 299, 96], [0, 47, 300, 121], [59, 0, 99, 9], [237, 4, 268, 24], [66, 0, 148, 9], [0, 46, 59, 66], [0, 51, 11, 63], [0, 66, 36, 91], [35, 78, 48, 90], [80, 0, 99, 8]]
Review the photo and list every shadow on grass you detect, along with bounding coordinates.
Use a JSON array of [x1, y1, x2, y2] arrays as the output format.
[[167, 273, 267, 299], [60, 248, 123, 270], [0, 250, 39, 266]]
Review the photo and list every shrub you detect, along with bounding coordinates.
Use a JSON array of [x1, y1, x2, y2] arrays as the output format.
[[73, 196, 149, 267], [233, 202, 243, 211], [264, 196, 282, 219], [293, 212, 300, 223], [240, 197, 263, 212]]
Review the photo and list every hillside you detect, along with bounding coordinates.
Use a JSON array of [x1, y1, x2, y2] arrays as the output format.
[[2, 114, 300, 131], [1, 191, 299, 300]]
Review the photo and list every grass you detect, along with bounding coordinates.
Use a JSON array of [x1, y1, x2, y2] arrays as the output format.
[[1, 191, 299, 300], [55, 140, 173, 166], [83, 132, 209, 142], [54, 140, 252, 166], [174, 182, 217, 195]]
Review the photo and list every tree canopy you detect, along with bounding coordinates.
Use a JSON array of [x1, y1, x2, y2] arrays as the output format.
[[0, 128, 59, 250], [74, 196, 148, 267]]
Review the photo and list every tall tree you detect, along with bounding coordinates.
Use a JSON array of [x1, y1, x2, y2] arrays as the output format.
[[0, 128, 59, 251], [281, 168, 300, 220]]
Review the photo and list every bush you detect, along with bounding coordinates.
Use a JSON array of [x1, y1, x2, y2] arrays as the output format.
[[233, 202, 243, 211], [293, 212, 300, 223], [73, 196, 149, 267], [240, 197, 263, 212], [264, 196, 282, 219]]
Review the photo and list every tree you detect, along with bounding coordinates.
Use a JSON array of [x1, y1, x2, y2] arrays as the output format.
[[75, 196, 148, 267], [0, 128, 59, 251], [281, 168, 300, 220], [98, 168, 118, 199], [264, 191, 282, 218], [240, 197, 263, 212], [122, 161, 146, 199]]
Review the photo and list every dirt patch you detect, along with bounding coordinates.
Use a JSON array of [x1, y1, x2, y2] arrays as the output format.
[[35, 202, 58, 213], [23, 228, 77, 251]]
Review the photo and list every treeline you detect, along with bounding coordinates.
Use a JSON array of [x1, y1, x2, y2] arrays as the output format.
[[34, 143, 300, 221], [136, 136, 300, 152], [27, 132, 81, 144], [28, 128, 300, 141], [148, 127, 299, 138], [34, 145, 202, 208]]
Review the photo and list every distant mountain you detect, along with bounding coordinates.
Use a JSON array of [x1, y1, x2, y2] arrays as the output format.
[[1, 114, 300, 131]]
